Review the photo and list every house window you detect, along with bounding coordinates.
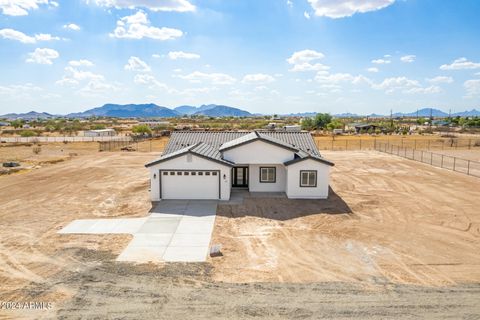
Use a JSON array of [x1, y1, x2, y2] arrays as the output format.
[[191, 172, 196, 176], [177, 171, 182, 175], [260, 167, 276, 183], [198, 172, 204, 176], [169, 171, 175, 175], [162, 172, 168, 175], [300, 170, 317, 187], [212, 172, 218, 176], [206, 172, 211, 176], [184, 172, 189, 176]]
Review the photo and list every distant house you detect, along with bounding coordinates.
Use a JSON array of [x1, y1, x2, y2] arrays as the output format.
[[0, 122, 10, 127], [84, 128, 116, 137], [283, 125, 301, 132], [145, 131, 334, 200], [347, 123, 383, 133], [139, 121, 171, 128]]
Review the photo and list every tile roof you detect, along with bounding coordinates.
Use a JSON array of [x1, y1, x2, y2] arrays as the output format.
[[145, 142, 234, 167], [218, 131, 299, 152], [164, 131, 321, 157]]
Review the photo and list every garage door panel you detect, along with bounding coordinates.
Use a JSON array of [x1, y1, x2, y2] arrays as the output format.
[[161, 171, 219, 200]]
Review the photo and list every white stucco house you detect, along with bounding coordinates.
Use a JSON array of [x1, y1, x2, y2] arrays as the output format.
[[145, 131, 334, 201]]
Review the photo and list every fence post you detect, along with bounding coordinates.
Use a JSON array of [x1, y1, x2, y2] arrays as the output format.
[[421, 150, 424, 162], [469, 139, 472, 150], [453, 157, 456, 171], [441, 155, 444, 168], [467, 160, 470, 175], [428, 140, 430, 150], [360, 139, 362, 150], [414, 139, 417, 150], [430, 152, 433, 165], [345, 140, 348, 150]]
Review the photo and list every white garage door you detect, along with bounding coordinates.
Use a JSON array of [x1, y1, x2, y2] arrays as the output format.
[[161, 170, 220, 200]]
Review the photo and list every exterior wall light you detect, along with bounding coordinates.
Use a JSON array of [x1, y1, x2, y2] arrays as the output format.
[[153, 173, 157, 179]]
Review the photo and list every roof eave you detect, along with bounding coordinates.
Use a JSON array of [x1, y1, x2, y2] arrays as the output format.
[[145, 150, 234, 168], [284, 156, 335, 167], [219, 137, 299, 153]]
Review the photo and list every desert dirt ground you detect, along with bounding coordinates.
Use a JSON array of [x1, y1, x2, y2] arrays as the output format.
[[0, 146, 479, 318]]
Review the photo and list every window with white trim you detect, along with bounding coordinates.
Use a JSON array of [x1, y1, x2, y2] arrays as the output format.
[[300, 170, 317, 187], [260, 167, 276, 183]]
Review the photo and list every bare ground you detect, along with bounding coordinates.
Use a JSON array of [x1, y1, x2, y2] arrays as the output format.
[[0, 150, 479, 319]]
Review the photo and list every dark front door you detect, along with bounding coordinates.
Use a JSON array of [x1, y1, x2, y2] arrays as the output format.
[[232, 166, 248, 188]]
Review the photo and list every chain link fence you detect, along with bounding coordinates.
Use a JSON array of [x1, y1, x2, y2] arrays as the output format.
[[315, 137, 480, 151], [375, 142, 480, 178], [98, 136, 168, 152]]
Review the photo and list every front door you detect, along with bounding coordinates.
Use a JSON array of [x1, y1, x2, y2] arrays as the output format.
[[232, 166, 248, 188]]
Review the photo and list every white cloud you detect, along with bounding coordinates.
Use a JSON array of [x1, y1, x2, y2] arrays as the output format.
[[315, 72, 372, 87], [400, 55, 416, 63], [134, 73, 168, 89], [56, 66, 104, 86], [56, 64, 117, 95], [0, 28, 61, 43], [464, 79, 480, 97], [287, 49, 328, 72], [178, 71, 236, 85], [63, 23, 81, 31], [167, 51, 200, 60], [69, 59, 94, 67], [88, 0, 195, 12], [372, 76, 439, 94], [426, 76, 453, 84], [287, 49, 324, 64], [307, 0, 395, 18], [124, 56, 151, 72], [440, 57, 480, 70], [110, 11, 183, 41], [0, 83, 42, 98], [152, 54, 162, 58], [405, 86, 441, 94], [0, 0, 53, 16], [286, 0, 293, 7], [372, 58, 390, 64], [304, 11, 310, 19], [367, 67, 379, 73], [0, 28, 35, 43], [26, 48, 59, 64], [78, 79, 118, 96], [34, 33, 61, 41], [242, 73, 275, 84]]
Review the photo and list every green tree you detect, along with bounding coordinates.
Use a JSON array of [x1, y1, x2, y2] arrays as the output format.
[[326, 119, 343, 131], [132, 124, 152, 135], [11, 119, 24, 129], [314, 113, 332, 129], [301, 117, 315, 131]]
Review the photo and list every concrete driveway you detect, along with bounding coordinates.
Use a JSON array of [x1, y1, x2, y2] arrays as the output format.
[[59, 200, 218, 263]]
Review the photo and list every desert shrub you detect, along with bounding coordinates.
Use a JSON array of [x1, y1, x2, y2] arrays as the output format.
[[32, 146, 41, 154], [20, 130, 37, 137]]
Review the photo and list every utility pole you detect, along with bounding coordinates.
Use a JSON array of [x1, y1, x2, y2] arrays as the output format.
[[390, 109, 393, 130]]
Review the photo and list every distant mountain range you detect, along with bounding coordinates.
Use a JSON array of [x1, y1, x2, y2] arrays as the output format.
[[293, 108, 480, 118], [0, 103, 252, 119], [1, 105, 478, 120], [0, 111, 56, 120]]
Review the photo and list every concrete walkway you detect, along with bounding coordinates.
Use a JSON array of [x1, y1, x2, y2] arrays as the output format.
[[58, 200, 218, 263]]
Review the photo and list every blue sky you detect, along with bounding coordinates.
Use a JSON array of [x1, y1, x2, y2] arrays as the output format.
[[0, 0, 479, 115]]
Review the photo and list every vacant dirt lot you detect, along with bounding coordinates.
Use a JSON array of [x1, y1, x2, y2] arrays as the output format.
[[212, 151, 480, 285], [0, 149, 479, 318]]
